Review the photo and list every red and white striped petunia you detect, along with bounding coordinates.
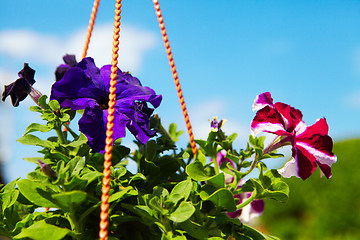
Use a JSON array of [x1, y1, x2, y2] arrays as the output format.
[[251, 92, 337, 180]]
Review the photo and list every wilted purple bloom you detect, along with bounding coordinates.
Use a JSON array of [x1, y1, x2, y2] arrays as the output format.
[[2, 63, 42, 106], [55, 54, 77, 82], [50, 57, 162, 152], [251, 92, 337, 180], [227, 180, 265, 222], [38, 160, 58, 180]]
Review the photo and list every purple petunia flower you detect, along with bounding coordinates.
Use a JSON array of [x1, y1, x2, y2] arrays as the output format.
[[50, 57, 162, 152], [251, 92, 337, 180], [227, 179, 265, 222], [210, 116, 226, 132], [2, 63, 42, 107], [55, 54, 77, 82]]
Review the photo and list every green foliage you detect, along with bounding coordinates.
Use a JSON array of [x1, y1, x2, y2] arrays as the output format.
[[0, 96, 290, 239], [261, 139, 360, 240]]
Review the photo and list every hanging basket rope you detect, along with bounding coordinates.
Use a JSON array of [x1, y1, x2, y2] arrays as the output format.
[[152, 0, 198, 156], [81, 0, 197, 238], [99, 1, 122, 239], [82, 0, 101, 60]]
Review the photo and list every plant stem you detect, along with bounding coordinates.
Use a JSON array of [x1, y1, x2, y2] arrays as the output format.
[[62, 123, 79, 139], [212, 153, 220, 175], [55, 122, 66, 144], [241, 153, 259, 178], [236, 191, 257, 210]]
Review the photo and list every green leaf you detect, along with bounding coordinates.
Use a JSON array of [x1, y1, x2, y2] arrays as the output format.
[[1, 190, 19, 214], [207, 172, 225, 188], [258, 169, 289, 202], [29, 105, 43, 113], [14, 220, 70, 240], [63, 175, 88, 191], [64, 133, 88, 148], [109, 186, 136, 203], [168, 202, 195, 223], [49, 100, 60, 111], [1, 178, 18, 193], [260, 181, 289, 203], [52, 191, 87, 212], [153, 186, 170, 200], [68, 156, 85, 175], [199, 186, 236, 212], [185, 161, 209, 181], [24, 123, 52, 135], [186, 162, 225, 187], [127, 205, 155, 225], [17, 179, 58, 208], [17, 134, 55, 149], [196, 149, 207, 166], [238, 224, 273, 240], [145, 140, 158, 162], [80, 171, 102, 185], [178, 220, 209, 239], [149, 196, 168, 215], [38, 95, 50, 110], [169, 179, 192, 204]]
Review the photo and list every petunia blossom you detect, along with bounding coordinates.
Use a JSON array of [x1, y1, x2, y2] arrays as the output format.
[[50, 57, 162, 152], [251, 92, 337, 180], [2, 63, 42, 107], [227, 180, 265, 222], [209, 116, 226, 132], [55, 54, 77, 82]]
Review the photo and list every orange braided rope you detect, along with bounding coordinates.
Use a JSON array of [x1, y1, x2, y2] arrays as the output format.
[[152, 0, 198, 156], [99, 1, 122, 239], [82, 0, 101, 59]]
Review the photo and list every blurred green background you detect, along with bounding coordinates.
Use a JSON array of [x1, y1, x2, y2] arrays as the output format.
[[260, 138, 360, 240]]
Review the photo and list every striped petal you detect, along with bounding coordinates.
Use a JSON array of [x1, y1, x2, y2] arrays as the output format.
[[252, 92, 273, 111], [251, 105, 286, 136]]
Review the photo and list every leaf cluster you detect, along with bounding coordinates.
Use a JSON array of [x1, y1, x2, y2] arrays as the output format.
[[0, 96, 288, 240]]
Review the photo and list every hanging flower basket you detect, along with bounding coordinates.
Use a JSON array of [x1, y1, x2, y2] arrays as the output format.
[[0, 1, 337, 239]]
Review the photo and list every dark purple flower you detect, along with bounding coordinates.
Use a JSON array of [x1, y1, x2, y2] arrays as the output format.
[[55, 54, 77, 82], [2, 63, 41, 106], [50, 57, 162, 152], [227, 180, 265, 222], [251, 92, 337, 180]]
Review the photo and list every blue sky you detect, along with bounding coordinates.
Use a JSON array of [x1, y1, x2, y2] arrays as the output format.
[[1, 1, 360, 182]]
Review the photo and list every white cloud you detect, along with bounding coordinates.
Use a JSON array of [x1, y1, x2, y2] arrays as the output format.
[[0, 23, 157, 73], [67, 23, 157, 72]]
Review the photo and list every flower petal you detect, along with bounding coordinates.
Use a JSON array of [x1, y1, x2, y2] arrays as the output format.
[[294, 145, 318, 180], [115, 100, 156, 144], [274, 102, 303, 132], [78, 104, 107, 153], [250, 199, 265, 214], [296, 142, 336, 178], [278, 157, 300, 178], [252, 92, 273, 111], [251, 106, 286, 136]]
